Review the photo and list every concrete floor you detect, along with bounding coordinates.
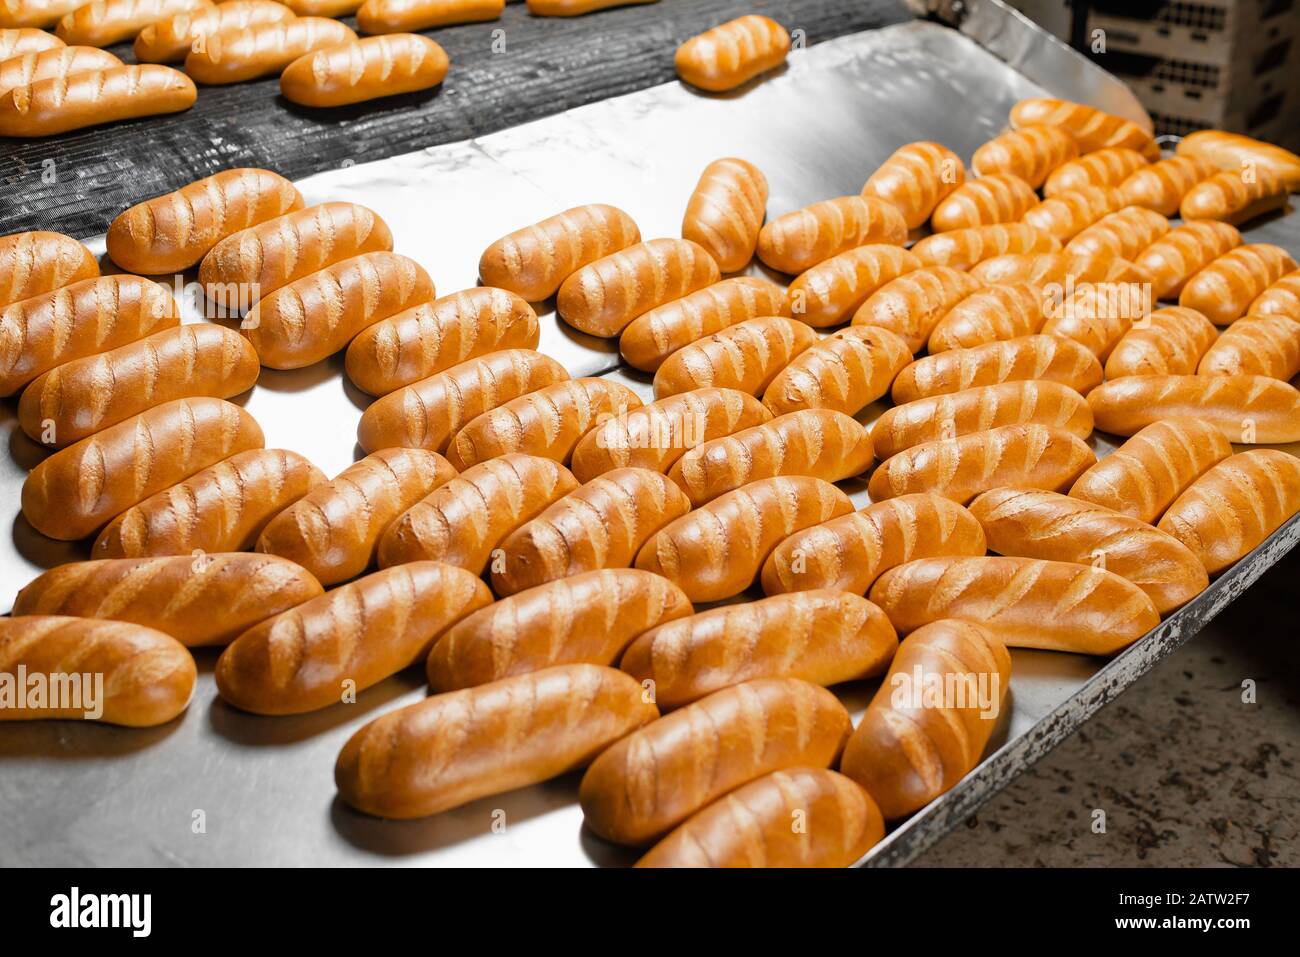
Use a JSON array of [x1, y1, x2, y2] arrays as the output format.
[[913, 547, 1300, 868]]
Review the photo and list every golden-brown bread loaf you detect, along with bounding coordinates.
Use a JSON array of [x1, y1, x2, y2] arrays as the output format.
[[557, 238, 719, 338], [1043, 146, 1149, 197], [107, 168, 303, 275], [1104, 305, 1218, 378], [620, 590, 897, 710], [635, 475, 853, 603], [255, 448, 456, 586], [491, 468, 691, 596], [1198, 316, 1300, 380], [0, 44, 120, 90], [1064, 205, 1169, 261], [673, 13, 790, 92], [911, 223, 1059, 271], [92, 448, 325, 559], [850, 265, 983, 353], [580, 677, 851, 845], [1180, 243, 1298, 324], [12, 553, 323, 647], [1087, 374, 1300, 443], [427, 568, 692, 691], [1118, 154, 1216, 216], [1135, 220, 1242, 300], [355, 0, 503, 33], [569, 387, 772, 480], [0, 229, 97, 308], [357, 349, 570, 453], [216, 562, 491, 715], [619, 276, 785, 373], [55, 0, 211, 47], [1251, 270, 1300, 320], [0, 26, 69, 50], [1069, 419, 1230, 522], [968, 250, 1110, 286], [345, 287, 539, 396], [871, 555, 1159, 654], [1021, 186, 1125, 242], [134, 1, 293, 62], [636, 768, 884, 868], [198, 202, 394, 312], [1010, 97, 1158, 157], [478, 204, 640, 302], [1176, 129, 1300, 192], [929, 174, 1040, 232], [447, 377, 641, 470], [784, 244, 921, 328], [839, 619, 1010, 819], [0, 616, 195, 726], [968, 487, 1208, 613], [280, 34, 449, 107], [972, 125, 1078, 189], [377, 453, 574, 571], [761, 493, 986, 596], [1180, 167, 1289, 226], [1157, 450, 1300, 575], [0, 62, 196, 136], [242, 251, 433, 369], [872, 380, 1092, 459], [653, 315, 816, 399], [868, 423, 1095, 504], [184, 17, 358, 84], [337, 663, 657, 818], [681, 157, 768, 272], [927, 283, 1049, 353], [18, 324, 258, 448], [668, 409, 873, 506], [861, 141, 965, 230], [21, 397, 264, 541], [891, 334, 1102, 404], [762, 325, 911, 418], [757, 195, 906, 275], [0, 274, 180, 397], [1040, 285, 1147, 362]]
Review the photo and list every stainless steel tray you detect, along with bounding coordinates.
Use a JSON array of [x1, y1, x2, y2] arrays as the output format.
[[2, 16, 1298, 867]]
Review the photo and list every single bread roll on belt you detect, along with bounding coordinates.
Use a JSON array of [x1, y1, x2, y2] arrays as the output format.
[[637, 768, 884, 869], [1044, 147, 1149, 197], [682, 157, 769, 273], [785, 244, 922, 328], [926, 283, 1050, 353], [1180, 167, 1289, 226], [890, 334, 1102, 404], [55, 0, 213, 47], [1087, 374, 1300, 444], [0, 616, 194, 727], [336, 664, 658, 819], [972, 124, 1078, 189], [1199, 316, 1300, 380], [1250, 269, 1300, 321], [92, 448, 326, 559], [134, 1, 294, 63], [355, 0, 503, 34], [1179, 243, 1297, 324], [0, 44, 120, 91], [619, 590, 897, 710], [281, 34, 449, 108], [377, 453, 576, 572], [762, 493, 986, 597], [427, 568, 692, 691], [185, 18, 358, 84], [1009, 97, 1158, 158], [346, 286, 540, 396], [756, 195, 906, 275], [1020, 186, 1125, 243], [1158, 450, 1300, 575], [256, 448, 457, 586], [619, 276, 786, 373], [860, 141, 965, 230], [13, 554, 324, 647], [867, 423, 1096, 505], [1064, 205, 1169, 262], [667, 409, 873, 506], [1177, 129, 1300, 192], [653, 315, 816, 398], [968, 487, 1208, 613], [1135, 221, 1242, 300], [910, 223, 1058, 271], [0, 26, 70, 50], [763, 325, 912, 418], [635, 475, 853, 603], [929, 174, 1041, 232], [0, 229, 97, 308], [850, 265, 982, 353], [839, 620, 1011, 819], [869, 556, 1160, 656], [1119, 155, 1217, 217], [569, 387, 772, 480], [0, 63, 196, 137], [490, 467, 691, 597], [22, 397, 264, 541], [673, 14, 790, 93], [1104, 306, 1218, 378], [969, 249, 1116, 287], [1069, 419, 1231, 523], [579, 677, 851, 846], [18, 324, 259, 448], [217, 562, 491, 715]]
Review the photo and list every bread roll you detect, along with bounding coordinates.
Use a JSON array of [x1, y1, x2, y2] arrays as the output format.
[[184, 18, 358, 84], [1135, 221, 1242, 300], [0, 229, 97, 309], [1118, 155, 1217, 217], [1179, 243, 1297, 324], [972, 125, 1078, 188], [860, 141, 965, 230], [757, 195, 905, 275], [1104, 306, 1218, 378], [356, 0, 502, 32], [653, 315, 816, 399], [929, 174, 1041, 232], [1010, 97, 1158, 157], [1021, 186, 1125, 242], [850, 265, 983, 352], [1044, 146, 1149, 197], [1176, 129, 1300, 192], [1250, 269, 1300, 321], [762, 325, 911, 417], [1180, 167, 1289, 226], [911, 222, 1059, 271], [890, 334, 1102, 404], [784, 243, 921, 328], [280, 34, 449, 107], [1063, 205, 1169, 262], [1198, 316, 1300, 380], [681, 158, 768, 272], [1087, 374, 1300, 444], [927, 283, 1049, 353], [673, 14, 790, 92]]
